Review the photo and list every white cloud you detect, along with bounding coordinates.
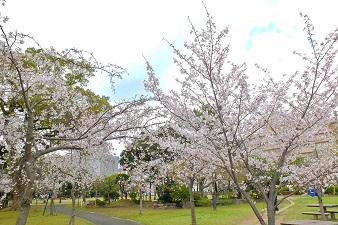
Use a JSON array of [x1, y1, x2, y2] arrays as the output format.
[[2, 0, 338, 97]]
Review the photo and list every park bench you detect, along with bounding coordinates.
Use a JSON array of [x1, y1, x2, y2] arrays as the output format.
[[325, 210, 338, 219], [281, 219, 338, 225], [302, 212, 330, 219]]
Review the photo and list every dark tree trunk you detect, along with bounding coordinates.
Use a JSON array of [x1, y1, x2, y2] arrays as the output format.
[[69, 188, 76, 225], [189, 177, 196, 225]]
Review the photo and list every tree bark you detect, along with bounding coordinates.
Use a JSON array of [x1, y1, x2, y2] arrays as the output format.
[[267, 204, 276, 225], [10, 170, 25, 211], [15, 159, 35, 225], [266, 190, 277, 225], [82, 189, 86, 204], [212, 180, 217, 210], [189, 177, 196, 225], [139, 188, 143, 215], [317, 185, 326, 220], [69, 188, 76, 225], [149, 183, 152, 202]]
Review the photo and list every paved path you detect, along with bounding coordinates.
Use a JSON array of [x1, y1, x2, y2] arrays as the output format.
[[238, 198, 295, 225], [255, 198, 296, 225], [55, 204, 142, 225]]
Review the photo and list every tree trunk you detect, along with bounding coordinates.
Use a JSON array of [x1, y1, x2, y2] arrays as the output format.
[[15, 159, 35, 225], [15, 86, 36, 225], [266, 190, 277, 225], [10, 171, 25, 211], [125, 186, 128, 200], [189, 177, 196, 225], [50, 182, 56, 215], [212, 180, 217, 210], [149, 183, 152, 202], [267, 203, 276, 225], [317, 185, 326, 220], [199, 179, 205, 197], [69, 188, 76, 225], [139, 188, 143, 215], [82, 189, 86, 204], [35, 194, 38, 212]]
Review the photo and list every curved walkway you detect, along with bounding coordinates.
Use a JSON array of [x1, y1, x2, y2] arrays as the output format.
[[255, 198, 296, 225], [238, 198, 295, 225], [55, 204, 142, 225]]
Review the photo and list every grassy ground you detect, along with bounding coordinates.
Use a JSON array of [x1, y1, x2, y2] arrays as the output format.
[[0, 205, 93, 225], [77, 196, 338, 225], [78, 199, 266, 225], [2, 196, 338, 225], [280, 195, 338, 222]]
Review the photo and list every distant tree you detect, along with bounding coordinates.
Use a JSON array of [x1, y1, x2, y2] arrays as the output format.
[[116, 173, 129, 199]]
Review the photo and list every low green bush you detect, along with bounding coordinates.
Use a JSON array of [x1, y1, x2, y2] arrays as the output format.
[[218, 198, 232, 205], [95, 198, 105, 206], [325, 186, 338, 195], [129, 192, 139, 203], [279, 187, 290, 195], [219, 191, 236, 199], [195, 196, 209, 207], [104, 190, 120, 202]]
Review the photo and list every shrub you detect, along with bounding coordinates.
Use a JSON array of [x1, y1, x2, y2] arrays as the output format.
[[195, 198, 209, 207], [279, 187, 290, 195], [219, 198, 232, 205], [325, 186, 338, 195], [104, 190, 120, 202], [95, 198, 105, 207], [158, 190, 173, 203], [172, 185, 190, 202], [219, 191, 236, 199], [129, 192, 138, 202], [193, 193, 202, 201]]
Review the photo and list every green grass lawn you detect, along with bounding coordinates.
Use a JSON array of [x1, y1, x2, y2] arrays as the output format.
[[280, 195, 338, 222], [77, 196, 338, 225], [0, 206, 93, 225], [3, 196, 338, 225], [78, 200, 266, 225]]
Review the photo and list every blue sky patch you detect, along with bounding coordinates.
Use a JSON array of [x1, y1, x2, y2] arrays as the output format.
[[109, 43, 173, 101], [244, 40, 254, 51], [244, 22, 281, 51]]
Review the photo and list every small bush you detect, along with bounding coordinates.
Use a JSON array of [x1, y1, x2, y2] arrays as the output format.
[[195, 198, 209, 207], [325, 186, 338, 195], [218, 198, 232, 205], [193, 193, 202, 201], [158, 191, 173, 203], [104, 190, 120, 202], [129, 192, 139, 203], [219, 191, 236, 199], [172, 185, 190, 202], [95, 199, 105, 207], [279, 187, 290, 195]]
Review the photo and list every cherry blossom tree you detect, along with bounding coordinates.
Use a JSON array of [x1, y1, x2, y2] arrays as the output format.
[[0, 11, 155, 225], [144, 6, 338, 225]]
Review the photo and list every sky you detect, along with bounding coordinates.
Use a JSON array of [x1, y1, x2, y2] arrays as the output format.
[[2, 0, 338, 155], [3, 0, 338, 101]]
